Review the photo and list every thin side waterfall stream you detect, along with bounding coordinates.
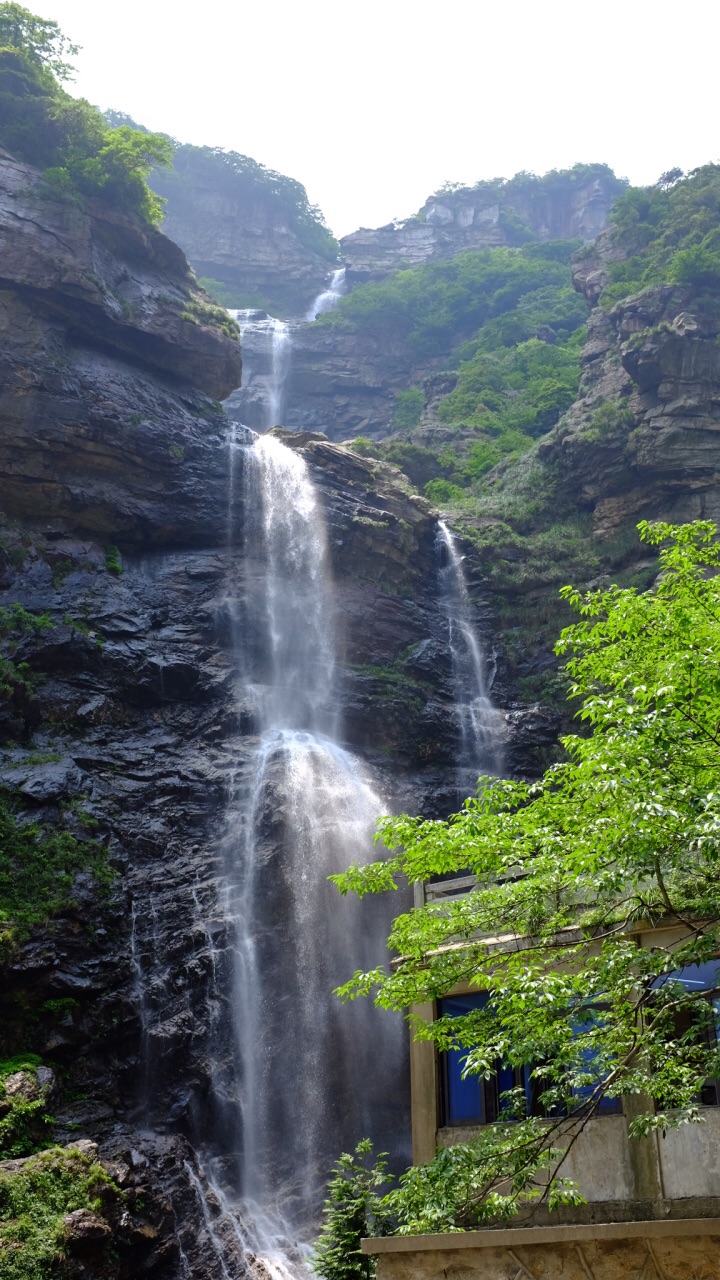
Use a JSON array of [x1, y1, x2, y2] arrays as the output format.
[[437, 519, 505, 786], [206, 428, 406, 1278], [305, 268, 346, 321]]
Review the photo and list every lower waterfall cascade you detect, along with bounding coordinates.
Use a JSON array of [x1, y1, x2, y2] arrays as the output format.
[[193, 427, 411, 1277], [135, 431, 511, 1279]]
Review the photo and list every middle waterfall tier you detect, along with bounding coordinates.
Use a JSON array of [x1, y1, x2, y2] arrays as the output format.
[[229, 312, 294, 430]]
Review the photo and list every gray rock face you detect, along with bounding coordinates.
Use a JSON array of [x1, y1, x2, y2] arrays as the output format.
[[0, 150, 242, 400], [0, 151, 551, 1273], [0, 152, 242, 546], [151, 167, 337, 318], [225, 312, 428, 442], [540, 233, 720, 535], [341, 172, 623, 285]]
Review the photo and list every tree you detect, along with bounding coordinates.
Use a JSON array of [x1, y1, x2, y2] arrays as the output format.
[[333, 520, 720, 1228], [0, 5, 171, 225], [0, 2, 78, 80], [657, 168, 684, 191], [314, 1141, 392, 1280]]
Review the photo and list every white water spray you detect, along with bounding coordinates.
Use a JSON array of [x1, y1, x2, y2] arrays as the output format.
[[210, 430, 405, 1274], [229, 312, 293, 428]]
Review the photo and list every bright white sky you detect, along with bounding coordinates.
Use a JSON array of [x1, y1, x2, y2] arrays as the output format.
[[35, 0, 720, 238]]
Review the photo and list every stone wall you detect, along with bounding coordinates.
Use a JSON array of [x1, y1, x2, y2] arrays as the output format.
[[364, 1219, 720, 1280]]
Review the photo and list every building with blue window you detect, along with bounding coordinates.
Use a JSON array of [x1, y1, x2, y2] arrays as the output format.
[[379, 877, 720, 1278]]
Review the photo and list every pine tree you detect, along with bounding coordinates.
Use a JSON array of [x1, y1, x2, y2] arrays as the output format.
[[313, 1141, 392, 1280]]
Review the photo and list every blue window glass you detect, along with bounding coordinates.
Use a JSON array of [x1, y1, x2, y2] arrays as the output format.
[[438, 992, 622, 1126], [439, 993, 486, 1125], [652, 962, 720, 1107]]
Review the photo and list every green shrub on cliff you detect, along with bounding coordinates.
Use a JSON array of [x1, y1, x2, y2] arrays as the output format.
[[0, 1055, 53, 1158], [0, 794, 111, 958], [391, 388, 424, 429], [0, 1146, 117, 1280], [603, 164, 720, 303], [0, 604, 51, 706], [0, 4, 171, 224]]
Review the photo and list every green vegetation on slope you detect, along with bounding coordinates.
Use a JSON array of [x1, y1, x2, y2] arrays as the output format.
[[0, 1146, 117, 1279], [324, 243, 578, 356], [602, 163, 720, 304], [0, 794, 110, 958], [0, 602, 111, 958], [0, 4, 171, 224], [348, 241, 589, 490]]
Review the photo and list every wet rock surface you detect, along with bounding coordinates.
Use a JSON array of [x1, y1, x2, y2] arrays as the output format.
[[0, 434, 532, 1271], [0, 149, 582, 1273], [150, 161, 337, 319]]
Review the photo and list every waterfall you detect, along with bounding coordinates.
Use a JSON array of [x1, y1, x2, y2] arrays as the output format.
[[305, 267, 346, 321], [229, 312, 293, 428], [208, 429, 406, 1274], [437, 520, 504, 783], [268, 320, 291, 425]]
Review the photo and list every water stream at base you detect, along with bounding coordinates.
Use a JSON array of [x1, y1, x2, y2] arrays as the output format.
[[203, 428, 406, 1277], [437, 520, 505, 784]]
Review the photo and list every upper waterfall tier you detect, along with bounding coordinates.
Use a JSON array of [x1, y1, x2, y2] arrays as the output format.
[[305, 268, 347, 321]]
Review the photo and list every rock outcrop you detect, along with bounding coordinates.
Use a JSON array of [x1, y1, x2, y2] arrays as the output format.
[[151, 157, 337, 318], [341, 168, 625, 285], [539, 233, 720, 534], [0, 149, 242, 546]]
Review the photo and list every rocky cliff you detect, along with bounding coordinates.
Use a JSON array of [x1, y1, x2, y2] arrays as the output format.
[[538, 233, 720, 534], [340, 165, 625, 284], [0, 154, 546, 1277], [149, 146, 338, 317], [0, 147, 242, 546]]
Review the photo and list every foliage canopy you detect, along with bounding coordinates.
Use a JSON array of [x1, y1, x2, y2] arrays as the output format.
[[603, 163, 720, 304], [345, 244, 588, 493], [0, 1, 77, 78], [0, 5, 171, 223], [0, 1147, 116, 1279], [334, 521, 720, 1227]]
